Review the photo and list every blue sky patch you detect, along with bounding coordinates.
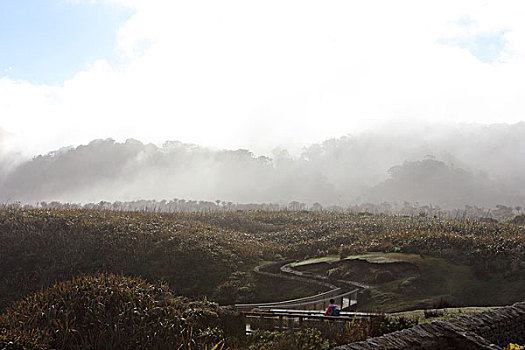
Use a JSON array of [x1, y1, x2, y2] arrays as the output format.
[[439, 30, 507, 64], [0, 0, 133, 85], [459, 31, 507, 63]]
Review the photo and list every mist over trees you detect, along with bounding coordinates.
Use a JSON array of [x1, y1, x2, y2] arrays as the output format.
[[368, 158, 520, 208], [0, 122, 524, 209]]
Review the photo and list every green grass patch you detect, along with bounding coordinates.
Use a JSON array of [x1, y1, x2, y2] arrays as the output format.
[[343, 252, 403, 264], [390, 306, 501, 323], [247, 261, 327, 304], [290, 255, 340, 267], [294, 252, 525, 313]]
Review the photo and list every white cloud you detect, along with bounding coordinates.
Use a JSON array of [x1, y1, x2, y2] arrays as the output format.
[[1, 0, 525, 159]]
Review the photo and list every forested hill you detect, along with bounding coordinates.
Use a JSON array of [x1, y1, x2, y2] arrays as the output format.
[[1, 123, 524, 208], [367, 159, 523, 208]]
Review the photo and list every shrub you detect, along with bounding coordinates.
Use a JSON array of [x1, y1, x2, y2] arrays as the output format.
[[0, 274, 223, 350], [504, 344, 524, 350], [432, 297, 454, 309], [339, 245, 353, 259], [424, 309, 444, 318], [247, 329, 330, 350], [371, 315, 418, 337]]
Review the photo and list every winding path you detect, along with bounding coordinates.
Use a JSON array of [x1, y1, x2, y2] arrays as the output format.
[[235, 258, 373, 311], [279, 260, 372, 290], [234, 258, 380, 333]]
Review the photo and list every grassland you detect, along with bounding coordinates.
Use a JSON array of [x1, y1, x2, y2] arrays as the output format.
[[390, 306, 501, 323], [293, 251, 525, 312], [1, 207, 525, 348], [2, 208, 525, 309]]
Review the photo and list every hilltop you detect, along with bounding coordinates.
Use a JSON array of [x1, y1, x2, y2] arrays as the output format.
[[2, 123, 525, 207]]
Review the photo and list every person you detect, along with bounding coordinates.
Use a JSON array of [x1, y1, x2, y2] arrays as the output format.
[[324, 299, 340, 316]]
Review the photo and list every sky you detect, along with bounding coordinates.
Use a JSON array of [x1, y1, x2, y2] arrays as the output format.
[[1, 0, 525, 159]]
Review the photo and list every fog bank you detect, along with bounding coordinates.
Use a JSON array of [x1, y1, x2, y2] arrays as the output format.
[[1, 122, 524, 208]]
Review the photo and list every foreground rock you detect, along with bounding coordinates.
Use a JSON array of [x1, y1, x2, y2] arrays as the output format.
[[335, 301, 525, 349]]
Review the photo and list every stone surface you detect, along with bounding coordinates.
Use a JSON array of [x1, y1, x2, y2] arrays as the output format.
[[334, 301, 525, 350]]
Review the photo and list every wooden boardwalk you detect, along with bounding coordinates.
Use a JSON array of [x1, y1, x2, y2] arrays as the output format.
[[241, 309, 380, 333], [236, 288, 359, 311], [234, 260, 380, 333]]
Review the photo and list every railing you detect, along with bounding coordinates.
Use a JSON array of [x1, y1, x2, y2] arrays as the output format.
[[234, 287, 342, 310], [242, 309, 381, 333], [257, 289, 359, 311], [236, 288, 359, 312], [235, 260, 370, 334]]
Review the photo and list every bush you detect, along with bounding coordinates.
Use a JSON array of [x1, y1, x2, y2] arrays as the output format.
[[432, 297, 454, 309], [245, 314, 418, 349], [0, 274, 223, 350], [424, 309, 444, 318], [247, 329, 330, 350], [339, 245, 354, 259], [371, 315, 418, 337], [504, 344, 524, 350]]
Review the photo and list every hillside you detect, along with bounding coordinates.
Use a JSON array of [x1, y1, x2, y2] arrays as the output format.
[[2, 123, 525, 207], [2, 208, 525, 348], [368, 159, 521, 208], [2, 208, 525, 310]]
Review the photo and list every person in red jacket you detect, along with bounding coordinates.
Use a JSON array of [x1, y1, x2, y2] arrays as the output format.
[[324, 299, 340, 316]]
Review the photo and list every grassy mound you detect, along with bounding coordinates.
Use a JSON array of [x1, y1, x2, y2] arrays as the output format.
[[0, 208, 263, 311], [294, 252, 525, 312], [2, 208, 525, 311], [0, 274, 223, 350]]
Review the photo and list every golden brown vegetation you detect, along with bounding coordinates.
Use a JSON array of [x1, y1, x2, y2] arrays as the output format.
[[1, 207, 525, 348], [0, 274, 223, 349]]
